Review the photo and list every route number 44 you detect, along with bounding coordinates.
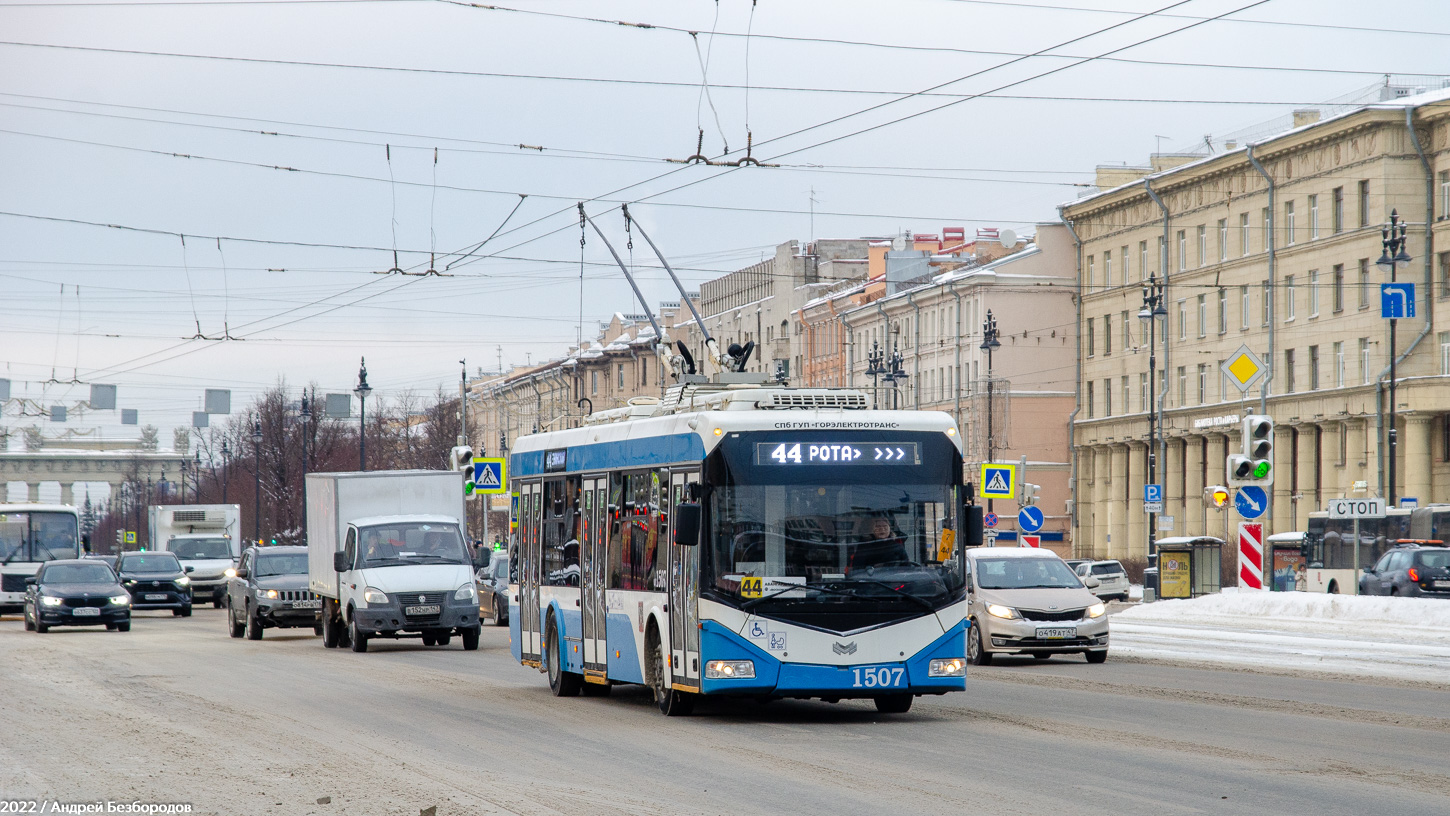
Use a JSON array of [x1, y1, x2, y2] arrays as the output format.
[[851, 666, 906, 688], [769, 443, 803, 464]]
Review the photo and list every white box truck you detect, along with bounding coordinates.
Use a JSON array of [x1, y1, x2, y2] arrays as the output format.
[[148, 504, 242, 608], [307, 470, 480, 652]]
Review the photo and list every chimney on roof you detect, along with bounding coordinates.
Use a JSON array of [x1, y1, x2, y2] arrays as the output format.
[[1292, 109, 1321, 128], [1224, 140, 1237, 151], [1095, 165, 1150, 189]]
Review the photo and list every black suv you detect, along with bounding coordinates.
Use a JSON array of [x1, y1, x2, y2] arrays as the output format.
[[1359, 542, 1450, 597], [116, 551, 193, 615], [226, 546, 322, 639]]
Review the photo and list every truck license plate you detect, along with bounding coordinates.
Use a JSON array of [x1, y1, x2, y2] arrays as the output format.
[[1036, 627, 1076, 639], [73, 607, 100, 616], [145, 593, 167, 601], [292, 599, 321, 609], [405, 604, 441, 616]]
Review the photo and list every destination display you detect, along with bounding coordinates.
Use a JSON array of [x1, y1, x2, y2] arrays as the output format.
[[755, 441, 921, 466]]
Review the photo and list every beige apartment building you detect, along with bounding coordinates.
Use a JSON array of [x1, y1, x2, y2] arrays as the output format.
[[1063, 90, 1450, 561]]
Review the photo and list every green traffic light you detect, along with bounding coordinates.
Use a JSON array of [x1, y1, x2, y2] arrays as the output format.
[[1252, 461, 1271, 479]]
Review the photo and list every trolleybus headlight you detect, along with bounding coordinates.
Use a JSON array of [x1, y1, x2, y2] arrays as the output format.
[[705, 660, 755, 679], [985, 603, 1020, 620], [454, 583, 477, 602], [363, 587, 390, 605], [928, 658, 966, 677], [108, 594, 130, 606], [1085, 603, 1106, 618], [40, 595, 64, 607]]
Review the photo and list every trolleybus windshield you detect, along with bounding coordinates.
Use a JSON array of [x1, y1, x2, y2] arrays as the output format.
[[0, 511, 81, 565]]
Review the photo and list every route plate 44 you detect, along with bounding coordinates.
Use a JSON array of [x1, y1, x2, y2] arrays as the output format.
[[850, 665, 907, 689]]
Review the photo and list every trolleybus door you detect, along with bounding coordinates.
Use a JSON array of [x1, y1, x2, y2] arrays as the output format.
[[668, 469, 701, 689], [581, 476, 608, 675], [520, 480, 543, 664]]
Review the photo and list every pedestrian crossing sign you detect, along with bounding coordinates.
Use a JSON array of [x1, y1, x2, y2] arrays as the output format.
[[472, 457, 507, 495], [980, 464, 1016, 499]]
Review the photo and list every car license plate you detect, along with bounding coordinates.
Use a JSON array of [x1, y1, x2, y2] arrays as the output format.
[[73, 607, 100, 617], [1433, 580, 1450, 590], [405, 604, 441, 616], [1036, 627, 1076, 639], [850, 664, 907, 689], [292, 599, 321, 609], [144, 593, 167, 601]]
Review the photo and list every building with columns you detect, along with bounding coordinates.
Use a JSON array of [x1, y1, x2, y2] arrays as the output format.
[[1063, 87, 1450, 561]]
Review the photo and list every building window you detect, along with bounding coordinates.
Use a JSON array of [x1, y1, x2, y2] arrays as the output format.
[[1240, 285, 1250, 329], [1086, 317, 1095, 357], [1440, 332, 1450, 376], [1197, 294, 1207, 338], [1359, 338, 1371, 384], [1122, 376, 1130, 416], [1358, 180, 1370, 227], [1309, 194, 1319, 240], [1332, 186, 1344, 234], [1340, 424, 1348, 466], [1218, 219, 1228, 262], [1441, 171, 1450, 220], [1358, 259, 1370, 309], [1122, 244, 1131, 283], [1158, 236, 1165, 273], [1197, 225, 1206, 267], [1177, 230, 1186, 271], [1240, 213, 1250, 256], [1086, 381, 1094, 419], [1121, 310, 1131, 350], [1104, 313, 1112, 355], [1262, 280, 1271, 326], [1284, 275, 1296, 321], [1087, 255, 1095, 291], [1218, 288, 1228, 334], [1308, 270, 1320, 318], [617, 363, 624, 389], [1177, 366, 1186, 406], [1104, 250, 1113, 288], [1262, 207, 1271, 251], [1139, 372, 1148, 412], [591, 370, 598, 395], [1104, 379, 1112, 416], [1440, 252, 1450, 298], [1334, 341, 1344, 388], [1309, 345, 1320, 391], [1285, 349, 1296, 393], [1285, 200, 1296, 246], [1333, 264, 1345, 312], [1177, 300, 1187, 341], [1139, 241, 1148, 278], [1197, 363, 1208, 404]]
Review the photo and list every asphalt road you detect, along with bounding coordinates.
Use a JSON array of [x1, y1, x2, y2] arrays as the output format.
[[2, 608, 1449, 816]]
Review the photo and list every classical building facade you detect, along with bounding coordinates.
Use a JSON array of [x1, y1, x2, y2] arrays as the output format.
[[1063, 91, 1450, 561]]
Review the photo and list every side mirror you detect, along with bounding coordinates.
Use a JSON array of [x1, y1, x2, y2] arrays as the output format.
[[333, 551, 347, 572], [234, 567, 250, 579], [673, 503, 701, 547], [1084, 576, 1101, 589], [82, 533, 92, 553], [25, 576, 36, 585], [184, 565, 195, 574]]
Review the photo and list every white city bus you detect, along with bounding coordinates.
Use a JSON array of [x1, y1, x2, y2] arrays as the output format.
[[507, 386, 971, 716], [1301, 508, 1411, 594], [0, 504, 84, 611]]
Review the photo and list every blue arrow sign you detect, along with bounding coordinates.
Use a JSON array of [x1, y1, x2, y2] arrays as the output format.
[[1017, 505, 1044, 533], [1381, 282, 1416, 319], [1235, 485, 1267, 519]]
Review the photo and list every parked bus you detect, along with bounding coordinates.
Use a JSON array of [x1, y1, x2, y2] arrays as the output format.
[[1301, 508, 1411, 594], [0, 504, 84, 611], [508, 386, 971, 716]]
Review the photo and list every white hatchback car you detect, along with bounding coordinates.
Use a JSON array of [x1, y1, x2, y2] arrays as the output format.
[[1075, 560, 1130, 602], [966, 547, 1109, 664]]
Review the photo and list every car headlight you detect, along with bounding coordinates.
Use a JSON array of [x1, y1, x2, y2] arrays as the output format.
[[224, 568, 237, 579], [261, 589, 279, 600], [704, 660, 755, 679], [40, 596, 65, 607], [929, 658, 966, 677], [109, 595, 131, 606], [986, 603, 1020, 620], [363, 587, 389, 605], [124, 580, 137, 586], [1086, 603, 1106, 619], [454, 583, 477, 602], [176, 576, 191, 587]]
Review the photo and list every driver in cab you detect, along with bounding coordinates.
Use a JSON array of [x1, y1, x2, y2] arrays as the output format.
[[850, 517, 910, 572]]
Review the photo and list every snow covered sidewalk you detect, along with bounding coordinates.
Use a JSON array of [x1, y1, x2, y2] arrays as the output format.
[[1109, 590, 1450, 684]]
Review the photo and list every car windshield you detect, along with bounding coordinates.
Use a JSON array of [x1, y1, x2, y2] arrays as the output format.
[[1416, 550, 1450, 569], [976, 557, 1084, 590], [170, 538, 232, 559], [357, 523, 468, 566], [254, 553, 308, 577], [42, 563, 115, 584], [120, 554, 182, 573], [1090, 562, 1123, 576]]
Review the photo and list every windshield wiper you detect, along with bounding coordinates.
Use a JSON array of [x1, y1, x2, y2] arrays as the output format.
[[741, 582, 855, 610], [848, 579, 936, 611]]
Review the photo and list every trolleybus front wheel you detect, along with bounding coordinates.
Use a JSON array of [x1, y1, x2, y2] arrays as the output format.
[[874, 694, 913, 714], [545, 613, 582, 697], [646, 628, 695, 717]]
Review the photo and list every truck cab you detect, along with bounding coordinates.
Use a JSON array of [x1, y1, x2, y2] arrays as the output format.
[[160, 534, 237, 608]]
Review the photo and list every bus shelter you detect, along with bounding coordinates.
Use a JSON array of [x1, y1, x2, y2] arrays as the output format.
[[1151, 536, 1223, 599], [1266, 532, 1306, 592]]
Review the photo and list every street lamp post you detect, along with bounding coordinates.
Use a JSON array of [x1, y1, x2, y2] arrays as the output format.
[[980, 310, 1002, 514], [221, 440, 230, 504], [251, 416, 263, 544], [300, 389, 312, 480], [1377, 210, 1412, 506], [355, 358, 373, 472], [1139, 273, 1168, 555], [865, 340, 885, 409]]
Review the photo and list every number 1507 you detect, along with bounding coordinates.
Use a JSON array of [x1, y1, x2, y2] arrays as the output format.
[[852, 667, 905, 688]]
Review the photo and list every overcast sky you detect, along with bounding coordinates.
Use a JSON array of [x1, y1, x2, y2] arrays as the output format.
[[3, 0, 1448, 448]]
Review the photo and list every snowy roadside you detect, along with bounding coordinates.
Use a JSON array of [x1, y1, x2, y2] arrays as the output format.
[[1107, 589, 1450, 684]]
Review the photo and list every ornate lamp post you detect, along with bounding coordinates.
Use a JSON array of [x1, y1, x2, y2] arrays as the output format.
[[251, 416, 263, 544], [355, 358, 373, 472], [980, 310, 1002, 513], [1377, 210, 1412, 505], [865, 340, 885, 409], [1139, 273, 1168, 552], [220, 439, 230, 504]]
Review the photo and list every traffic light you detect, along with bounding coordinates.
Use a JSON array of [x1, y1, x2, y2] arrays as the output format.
[[451, 444, 475, 496], [1205, 485, 1230, 508], [1227, 415, 1275, 488], [1020, 483, 1040, 506]]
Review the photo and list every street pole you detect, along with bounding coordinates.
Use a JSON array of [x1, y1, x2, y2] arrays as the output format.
[[980, 311, 1001, 515], [355, 357, 372, 472], [251, 417, 262, 545], [1377, 211, 1411, 507], [1140, 274, 1167, 558], [221, 440, 229, 504]]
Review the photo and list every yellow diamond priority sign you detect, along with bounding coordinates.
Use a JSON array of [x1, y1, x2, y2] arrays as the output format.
[[1221, 345, 1266, 393]]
